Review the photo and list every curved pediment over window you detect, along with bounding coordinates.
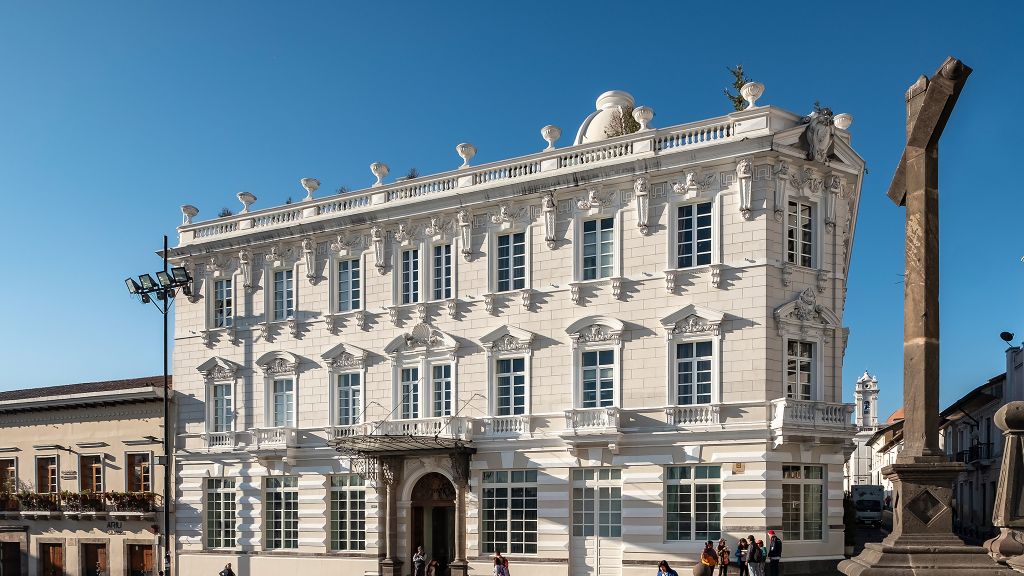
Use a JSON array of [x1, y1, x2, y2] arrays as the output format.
[[565, 315, 625, 348], [660, 304, 726, 338], [384, 323, 459, 359], [480, 325, 537, 355], [196, 357, 242, 381], [320, 342, 370, 371], [773, 288, 841, 339], [255, 351, 302, 376]]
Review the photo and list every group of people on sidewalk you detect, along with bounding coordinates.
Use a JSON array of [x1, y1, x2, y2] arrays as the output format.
[[659, 531, 782, 576]]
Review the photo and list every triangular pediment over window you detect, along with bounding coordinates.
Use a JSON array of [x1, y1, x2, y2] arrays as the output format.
[[255, 351, 301, 375], [196, 357, 242, 381], [320, 342, 370, 371], [480, 325, 536, 354], [660, 304, 726, 337], [565, 315, 625, 347], [773, 288, 841, 338], [384, 323, 459, 358]]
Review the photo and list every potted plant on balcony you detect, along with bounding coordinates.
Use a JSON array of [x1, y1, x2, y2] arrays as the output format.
[[15, 490, 59, 512], [62, 490, 105, 513], [107, 491, 158, 513]]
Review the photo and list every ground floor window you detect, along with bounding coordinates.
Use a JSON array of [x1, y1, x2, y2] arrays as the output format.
[[330, 475, 366, 551], [265, 476, 298, 549], [665, 465, 721, 541], [206, 478, 236, 548], [782, 465, 824, 540], [481, 469, 538, 554], [573, 468, 622, 537]]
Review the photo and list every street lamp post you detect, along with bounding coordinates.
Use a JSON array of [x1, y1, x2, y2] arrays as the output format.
[[124, 235, 191, 576]]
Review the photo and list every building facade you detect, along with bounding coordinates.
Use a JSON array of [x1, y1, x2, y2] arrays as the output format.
[[168, 89, 864, 576], [844, 371, 879, 492], [0, 377, 169, 576]]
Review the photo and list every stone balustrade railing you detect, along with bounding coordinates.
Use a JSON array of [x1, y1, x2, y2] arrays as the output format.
[[564, 407, 621, 433], [250, 426, 299, 450], [371, 416, 471, 439], [665, 404, 722, 427], [176, 109, 787, 247], [201, 431, 238, 450], [769, 398, 855, 430], [480, 415, 532, 437]]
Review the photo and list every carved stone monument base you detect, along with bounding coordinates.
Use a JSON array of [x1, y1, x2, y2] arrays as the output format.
[[839, 460, 1017, 576], [380, 558, 402, 576], [449, 560, 469, 576]]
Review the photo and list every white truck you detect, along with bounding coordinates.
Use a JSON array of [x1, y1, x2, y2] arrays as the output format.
[[851, 484, 885, 526]]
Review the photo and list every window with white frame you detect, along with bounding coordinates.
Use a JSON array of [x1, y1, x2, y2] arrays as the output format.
[[330, 475, 366, 551], [581, 350, 615, 408], [572, 468, 621, 537], [211, 382, 233, 433], [336, 373, 362, 426], [581, 217, 614, 280], [126, 453, 151, 492], [336, 258, 361, 312], [80, 454, 103, 493], [36, 456, 58, 493], [0, 458, 16, 492], [273, 270, 294, 320], [265, 476, 298, 549], [677, 202, 713, 268], [271, 378, 295, 427], [786, 340, 815, 400], [786, 200, 814, 267], [496, 232, 526, 292], [206, 478, 236, 549], [213, 278, 233, 328], [401, 249, 420, 304], [431, 243, 453, 301], [676, 341, 713, 405], [401, 367, 420, 419], [481, 470, 538, 554], [782, 465, 824, 541], [432, 364, 453, 417], [495, 358, 526, 416], [665, 465, 721, 541]]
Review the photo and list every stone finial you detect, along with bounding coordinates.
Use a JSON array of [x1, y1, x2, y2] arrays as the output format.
[[833, 113, 854, 130], [456, 143, 477, 169], [370, 162, 389, 187], [740, 81, 765, 109], [237, 192, 256, 214], [541, 125, 561, 150], [300, 178, 320, 201], [632, 106, 654, 130], [181, 204, 199, 225]]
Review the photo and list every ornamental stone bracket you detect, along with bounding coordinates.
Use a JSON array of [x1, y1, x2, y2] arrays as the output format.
[[456, 209, 472, 261], [736, 158, 753, 219], [520, 288, 534, 310], [709, 264, 725, 289], [302, 238, 317, 285], [483, 293, 496, 315], [816, 268, 830, 293], [773, 288, 841, 341], [781, 261, 793, 287], [772, 158, 789, 222], [542, 193, 557, 248], [371, 225, 386, 274], [673, 172, 716, 201], [611, 277, 625, 300], [327, 310, 368, 332], [634, 176, 651, 235], [446, 298, 458, 319], [664, 269, 678, 293], [239, 250, 255, 294]]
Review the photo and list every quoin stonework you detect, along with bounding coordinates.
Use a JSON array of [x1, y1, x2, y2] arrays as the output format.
[[167, 86, 865, 576]]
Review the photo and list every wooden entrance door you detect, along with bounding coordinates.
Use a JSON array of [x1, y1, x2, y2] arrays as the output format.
[[82, 544, 106, 576], [0, 542, 21, 576], [127, 545, 154, 576], [39, 543, 63, 576]]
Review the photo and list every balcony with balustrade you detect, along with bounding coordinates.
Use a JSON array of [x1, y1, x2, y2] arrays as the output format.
[[249, 427, 300, 452], [769, 397, 856, 448], [200, 430, 242, 452]]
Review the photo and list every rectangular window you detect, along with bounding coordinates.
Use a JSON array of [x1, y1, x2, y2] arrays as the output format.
[[401, 367, 420, 420], [330, 475, 366, 551], [80, 455, 103, 493], [206, 478, 236, 548], [432, 244, 453, 300], [273, 270, 294, 320], [786, 341, 815, 400], [581, 350, 615, 408], [213, 279, 233, 328], [0, 458, 15, 492], [782, 465, 824, 540], [677, 202, 712, 268], [666, 465, 722, 541], [212, 382, 233, 433], [36, 457, 57, 493], [676, 341, 713, 405], [495, 358, 526, 416], [481, 470, 538, 554], [582, 217, 615, 280], [272, 378, 295, 427], [402, 249, 420, 304], [432, 364, 453, 417], [496, 232, 526, 292], [572, 468, 622, 538], [265, 477, 298, 550], [126, 453, 151, 492], [787, 201, 814, 267], [337, 259, 361, 312], [336, 373, 362, 426]]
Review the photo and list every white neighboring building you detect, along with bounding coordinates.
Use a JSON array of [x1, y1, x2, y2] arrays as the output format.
[[167, 88, 864, 576], [866, 413, 903, 499], [844, 371, 880, 491]]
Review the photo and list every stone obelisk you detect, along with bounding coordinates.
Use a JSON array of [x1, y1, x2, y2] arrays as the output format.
[[839, 56, 1016, 576]]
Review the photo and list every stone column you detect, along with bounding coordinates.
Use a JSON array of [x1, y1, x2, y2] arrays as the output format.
[[984, 402, 1024, 572], [449, 450, 471, 576], [379, 457, 404, 576]]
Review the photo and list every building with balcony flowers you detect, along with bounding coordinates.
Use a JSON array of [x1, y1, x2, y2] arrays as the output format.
[[168, 86, 863, 576]]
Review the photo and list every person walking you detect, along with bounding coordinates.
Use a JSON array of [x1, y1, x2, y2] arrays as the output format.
[[734, 538, 749, 576], [413, 546, 426, 576], [492, 556, 509, 576], [746, 536, 763, 576], [219, 563, 236, 576], [493, 549, 510, 575], [766, 530, 782, 576], [657, 560, 679, 576], [699, 541, 719, 576], [716, 538, 731, 576]]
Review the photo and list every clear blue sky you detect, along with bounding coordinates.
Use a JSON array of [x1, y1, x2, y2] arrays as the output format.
[[1, 1, 1020, 422]]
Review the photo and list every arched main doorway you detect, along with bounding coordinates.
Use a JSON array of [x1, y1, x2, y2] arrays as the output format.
[[410, 472, 456, 575]]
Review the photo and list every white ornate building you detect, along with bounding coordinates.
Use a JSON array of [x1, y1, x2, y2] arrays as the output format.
[[844, 371, 880, 491], [168, 87, 863, 576]]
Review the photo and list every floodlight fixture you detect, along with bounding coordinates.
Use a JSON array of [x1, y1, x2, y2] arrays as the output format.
[[156, 271, 173, 287], [139, 274, 157, 291], [125, 278, 141, 294], [170, 266, 191, 284]]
